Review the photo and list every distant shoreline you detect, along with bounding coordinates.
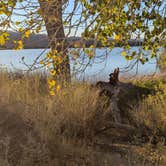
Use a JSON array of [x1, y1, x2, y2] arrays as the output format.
[[0, 46, 50, 50], [0, 43, 143, 50], [0, 31, 143, 50]]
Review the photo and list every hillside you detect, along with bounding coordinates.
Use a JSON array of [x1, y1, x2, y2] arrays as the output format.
[[1, 31, 143, 49]]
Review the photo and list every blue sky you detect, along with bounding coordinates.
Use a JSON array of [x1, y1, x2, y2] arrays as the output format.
[[10, 0, 84, 36], [2, 0, 166, 38]]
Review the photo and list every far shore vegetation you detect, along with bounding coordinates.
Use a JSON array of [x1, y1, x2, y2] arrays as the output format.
[[0, 31, 144, 50]]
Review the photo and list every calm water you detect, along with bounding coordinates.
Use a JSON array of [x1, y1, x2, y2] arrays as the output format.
[[0, 47, 158, 81]]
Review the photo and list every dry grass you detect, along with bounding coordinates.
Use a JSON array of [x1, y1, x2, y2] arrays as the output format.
[[158, 49, 166, 72], [0, 70, 115, 140], [0, 69, 166, 165], [132, 78, 166, 144]]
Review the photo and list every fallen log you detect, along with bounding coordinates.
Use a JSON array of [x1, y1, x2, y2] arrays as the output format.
[[94, 67, 154, 129], [95, 68, 123, 123]]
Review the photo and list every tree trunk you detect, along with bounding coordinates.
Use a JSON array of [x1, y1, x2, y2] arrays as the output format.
[[38, 0, 70, 83]]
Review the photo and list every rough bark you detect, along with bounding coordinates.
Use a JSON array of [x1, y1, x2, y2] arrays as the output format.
[[38, 0, 71, 83], [95, 68, 122, 123]]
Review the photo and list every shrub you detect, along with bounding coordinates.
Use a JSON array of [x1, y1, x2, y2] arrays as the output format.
[[133, 80, 166, 143], [158, 49, 166, 73]]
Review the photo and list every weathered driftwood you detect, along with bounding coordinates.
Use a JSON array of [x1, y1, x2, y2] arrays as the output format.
[[95, 68, 123, 123], [95, 67, 153, 133]]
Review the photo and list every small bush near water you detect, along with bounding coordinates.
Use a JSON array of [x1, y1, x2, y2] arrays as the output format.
[[0, 69, 166, 165], [158, 49, 166, 72], [133, 78, 166, 141]]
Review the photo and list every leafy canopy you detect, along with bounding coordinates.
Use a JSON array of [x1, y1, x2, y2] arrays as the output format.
[[0, 0, 165, 94]]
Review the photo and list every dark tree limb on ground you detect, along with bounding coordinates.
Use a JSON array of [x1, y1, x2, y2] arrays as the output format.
[[95, 67, 154, 134]]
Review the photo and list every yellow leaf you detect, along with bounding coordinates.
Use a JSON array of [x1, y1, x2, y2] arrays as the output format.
[[18, 28, 23, 32], [14, 40, 23, 50], [39, 60, 44, 65], [50, 70, 56, 76], [56, 85, 61, 92], [90, 45, 94, 48], [24, 30, 31, 38], [0, 32, 9, 46], [17, 40, 23, 49], [49, 90, 55, 96], [48, 79, 56, 88], [46, 52, 52, 58], [121, 51, 126, 56], [57, 56, 63, 64], [15, 21, 21, 25], [53, 49, 58, 54], [0, 36, 6, 46], [114, 34, 121, 41], [3, 32, 9, 37], [125, 55, 133, 60], [36, 26, 41, 33]]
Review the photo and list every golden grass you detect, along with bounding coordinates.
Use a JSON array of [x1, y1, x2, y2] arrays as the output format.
[[132, 79, 166, 143], [158, 49, 166, 72], [0, 70, 166, 165]]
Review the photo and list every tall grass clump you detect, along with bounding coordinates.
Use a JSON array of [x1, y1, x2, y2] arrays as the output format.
[[158, 49, 166, 73], [0, 70, 111, 141], [133, 78, 166, 143], [25, 83, 112, 142], [0, 70, 122, 165]]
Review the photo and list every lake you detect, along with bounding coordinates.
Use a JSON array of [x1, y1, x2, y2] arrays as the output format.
[[0, 47, 158, 81]]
